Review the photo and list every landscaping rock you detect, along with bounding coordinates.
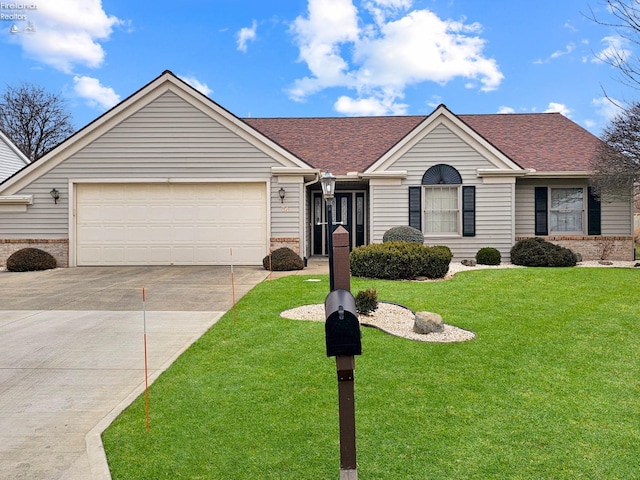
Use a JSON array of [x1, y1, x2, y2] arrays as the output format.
[[461, 259, 476, 267], [413, 311, 444, 334]]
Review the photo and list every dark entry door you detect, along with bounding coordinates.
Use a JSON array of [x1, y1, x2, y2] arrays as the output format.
[[312, 192, 366, 255]]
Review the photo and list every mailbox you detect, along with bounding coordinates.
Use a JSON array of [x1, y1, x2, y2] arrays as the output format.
[[325, 289, 362, 357]]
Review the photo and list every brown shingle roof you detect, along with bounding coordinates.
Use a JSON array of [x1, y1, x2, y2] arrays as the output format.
[[244, 116, 425, 175], [243, 110, 600, 175], [459, 112, 600, 172]]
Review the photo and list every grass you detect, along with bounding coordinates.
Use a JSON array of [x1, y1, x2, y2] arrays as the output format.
[[103, 268, 640, 479]]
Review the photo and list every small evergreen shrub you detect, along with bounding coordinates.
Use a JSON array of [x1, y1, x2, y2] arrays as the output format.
[[355, 288, 378, 315], [262, 247, 304, 271], [476, 247, 501, 265], [510, 238, 577, 267], [382, 225, 424, 244], [350, 242, 452, 280], [6, 248, 57, 272]]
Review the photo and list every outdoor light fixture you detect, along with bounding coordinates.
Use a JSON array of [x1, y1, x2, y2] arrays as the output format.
[[320, 171, 336, 199], [320, 171, 337, 290], [50, 188, 60, 204], [278, 187, 286, 203]]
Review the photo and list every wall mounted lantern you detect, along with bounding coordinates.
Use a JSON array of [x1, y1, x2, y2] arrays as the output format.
[[278, 187, 286, 203], [50, 188, 60, 204]]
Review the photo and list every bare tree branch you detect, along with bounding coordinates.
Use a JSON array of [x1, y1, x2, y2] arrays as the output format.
[[0, 82, 75, 160]]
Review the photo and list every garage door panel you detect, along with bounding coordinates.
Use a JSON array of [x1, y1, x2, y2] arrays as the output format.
[[76, 183, 268, 265]]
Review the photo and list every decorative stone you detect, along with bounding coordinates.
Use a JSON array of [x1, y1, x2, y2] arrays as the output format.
[[413, 311, 444, 334], [461, 259, 476, 267], [598, 260, 613, 265]]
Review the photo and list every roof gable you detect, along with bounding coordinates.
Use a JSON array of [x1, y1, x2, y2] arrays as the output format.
[[0, 71, 312, 195], [364, 105, 525, 174]]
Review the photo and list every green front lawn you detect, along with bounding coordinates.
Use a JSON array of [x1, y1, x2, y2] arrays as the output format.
[[103, 268, 640, 479]]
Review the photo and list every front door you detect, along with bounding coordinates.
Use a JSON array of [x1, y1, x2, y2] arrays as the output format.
[[312, 191, 366, 255]]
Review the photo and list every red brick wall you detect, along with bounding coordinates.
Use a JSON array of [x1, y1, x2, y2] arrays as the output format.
[[0, 239, 69, 269]]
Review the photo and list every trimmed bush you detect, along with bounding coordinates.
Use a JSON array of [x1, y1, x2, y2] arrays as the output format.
[[355, 288, 379, 315], [262, 247, 304, 271], [350, 241, 452, 280], [510, 238, 577, 267], [6, 248, 57, 272], [476, 247, 501, 265], [382, 225, 424, 244]]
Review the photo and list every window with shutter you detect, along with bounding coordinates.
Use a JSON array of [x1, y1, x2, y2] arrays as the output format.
[[588, 187, 601, 235], [535, 187, 548, 235]]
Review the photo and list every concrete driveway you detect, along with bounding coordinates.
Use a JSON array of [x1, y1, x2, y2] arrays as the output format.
[[0, 266, 270, 480]]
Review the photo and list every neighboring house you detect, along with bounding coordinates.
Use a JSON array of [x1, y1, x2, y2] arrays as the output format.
[[0, 71, 634, 268], [0, 129, 30, 183]]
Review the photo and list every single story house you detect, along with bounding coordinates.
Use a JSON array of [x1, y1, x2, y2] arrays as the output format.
[[0, 129, 30, 183], [0, 71, 634, 268]]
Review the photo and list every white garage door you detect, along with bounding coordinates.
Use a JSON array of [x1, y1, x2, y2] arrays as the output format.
[[76, 183, 267, 266]]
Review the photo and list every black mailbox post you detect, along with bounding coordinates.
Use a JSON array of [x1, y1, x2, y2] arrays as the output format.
[[325, 289, 362, 357]]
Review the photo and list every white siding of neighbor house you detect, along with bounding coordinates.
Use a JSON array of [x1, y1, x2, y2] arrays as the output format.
[[0, 91, 303, 243], [0, 135, 28, 182], [370, 123, 516, 260], [515, 178, 633, 236]]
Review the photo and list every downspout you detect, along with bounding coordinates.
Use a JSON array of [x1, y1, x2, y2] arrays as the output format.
[[303, 172, 321, 264]]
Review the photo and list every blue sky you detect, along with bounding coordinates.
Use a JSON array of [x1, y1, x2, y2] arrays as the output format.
[[0, 0, 635, 135]]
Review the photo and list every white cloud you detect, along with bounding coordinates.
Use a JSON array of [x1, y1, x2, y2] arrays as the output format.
[[544, 102, 571, 117], [179, 75, 213, 96], [497, 106, 516, 114], [237, 20, 258, 52], [73, 76, 120, 109], [334, 92, 408, 115], [288, 0, 502, 115], [15, 0, 122, 73], [593, 35, 631, 66], [550, 43, 576, 59], [592, 96, 624, 122]]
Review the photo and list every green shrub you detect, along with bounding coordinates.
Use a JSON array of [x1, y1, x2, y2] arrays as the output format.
[[382, 225, 424, 244], [6, 248, 57, 272], [355, 288, 378, 315], [476, 247, 501, 265], [350, 242, 452, 280], [510, 238, 577, 267], [262, 247, 304, 271]]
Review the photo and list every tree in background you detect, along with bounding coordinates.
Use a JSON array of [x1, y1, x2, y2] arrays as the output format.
[[588, 0, 640, 90], [588, 1, 640, 201], [0, 82, 74, 161], [591, 101, 640, 201]]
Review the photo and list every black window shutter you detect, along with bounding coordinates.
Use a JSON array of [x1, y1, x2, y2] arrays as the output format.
[[588, 187, 601, 235], [535, 187, 548, 235], [408, 186, 422, 230], [462, 186, 475, 236]]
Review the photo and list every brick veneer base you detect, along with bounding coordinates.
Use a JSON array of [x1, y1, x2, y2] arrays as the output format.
[[270, 237, 301, 256], [0, 239, 69, 269], [515, 236, 634, 261]]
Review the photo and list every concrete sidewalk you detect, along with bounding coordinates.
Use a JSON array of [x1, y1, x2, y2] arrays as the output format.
[[0, 266, 273, 480]]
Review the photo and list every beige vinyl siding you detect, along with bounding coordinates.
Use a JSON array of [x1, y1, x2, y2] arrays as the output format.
[[271, 181, 302, 238], [0, 91, 296, 240], [515, 178, 632, 236], [371, 123, 516, 260]]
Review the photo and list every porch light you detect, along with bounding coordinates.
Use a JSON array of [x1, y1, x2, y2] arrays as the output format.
[[320, 171, 336, 199], [50, 188, 60, 204], [278, 187, 286, 203]]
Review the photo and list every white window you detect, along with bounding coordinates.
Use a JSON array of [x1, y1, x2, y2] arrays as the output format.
[[423, 186, 459, 234], [550, 187, 584, 233]]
